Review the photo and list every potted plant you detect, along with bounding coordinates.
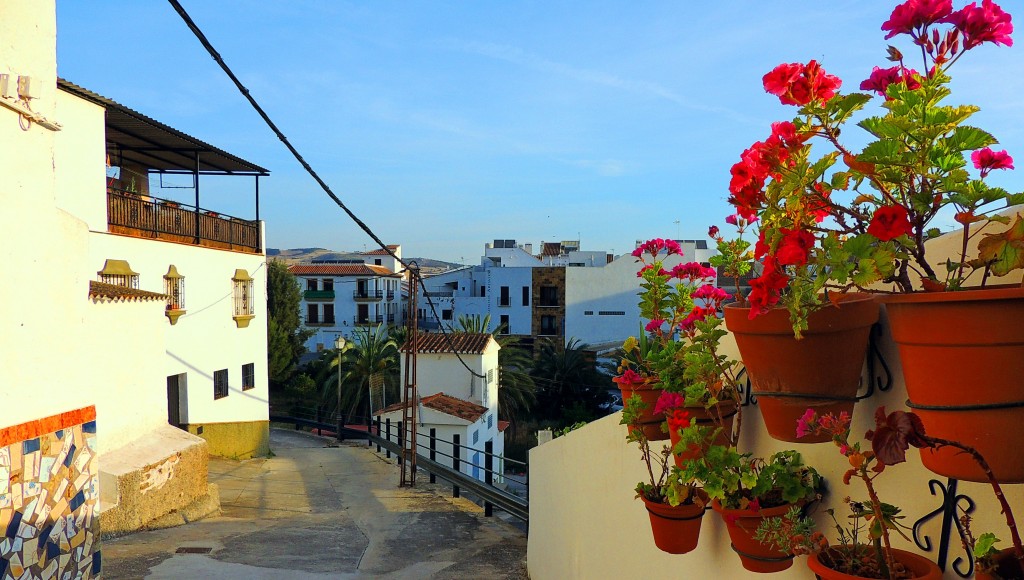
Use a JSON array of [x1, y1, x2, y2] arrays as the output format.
[[622, 396, 709, 554], [615, 238, 742, 443], [713, 215, 879, 443], [721, 1, 1023, 468], [962, 514, 1024, 580]]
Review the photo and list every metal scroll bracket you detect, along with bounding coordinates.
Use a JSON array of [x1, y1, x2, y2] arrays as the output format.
[[912, 478, 977, 578]]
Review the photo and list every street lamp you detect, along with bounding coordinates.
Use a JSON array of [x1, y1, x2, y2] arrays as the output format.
[[334, 335, 347, 442]]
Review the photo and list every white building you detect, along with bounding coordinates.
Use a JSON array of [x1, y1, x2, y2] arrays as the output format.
[[376, 333, 505, 483], [1, 4, 270, 570], [290, 253, 404, 352]]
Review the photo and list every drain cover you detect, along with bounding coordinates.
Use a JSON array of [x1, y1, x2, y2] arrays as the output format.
[[175, 547, 213, 554]]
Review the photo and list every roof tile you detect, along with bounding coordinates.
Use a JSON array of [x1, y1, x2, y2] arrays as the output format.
[[89, 281, 168, 302], [376, 393, 488, 423], [289, 264, 398, 277], [401, 332, 494, 354]]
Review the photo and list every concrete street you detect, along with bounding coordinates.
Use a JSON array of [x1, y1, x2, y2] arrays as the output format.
[[102, 429, 528, 579]]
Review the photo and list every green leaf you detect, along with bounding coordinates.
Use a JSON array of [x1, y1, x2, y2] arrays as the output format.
[[945, 125, 997, 153], [975, 533, 1001, 559], [860, 139, 905, 164], [977, 213, 1024, 277]]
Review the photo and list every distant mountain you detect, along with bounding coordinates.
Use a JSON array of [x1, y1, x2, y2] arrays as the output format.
[[267, 248, 462, 274]]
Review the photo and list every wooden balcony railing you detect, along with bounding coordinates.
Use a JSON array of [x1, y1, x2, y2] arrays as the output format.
[[107, 188, 261, 254]]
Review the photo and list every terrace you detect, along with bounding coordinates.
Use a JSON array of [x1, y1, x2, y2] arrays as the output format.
[[60, 79, 268, 254]]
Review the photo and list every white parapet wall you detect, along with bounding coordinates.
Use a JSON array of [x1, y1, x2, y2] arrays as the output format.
[[528, 314, 1024, 579]]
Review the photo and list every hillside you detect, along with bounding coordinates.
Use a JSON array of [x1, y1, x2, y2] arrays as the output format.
[[268, 247, 460, 275]]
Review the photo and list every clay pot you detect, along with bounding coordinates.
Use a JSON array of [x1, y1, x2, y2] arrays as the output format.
[[668, 401, 738, 467], [712, 500, 795, 573], [807, 547, 942, 579], [641, 491, 708, 555], [618, 381, 667, 441], [724, 294, 879, 443], [883, 285, 1024, 483], [975, 546, 1024, 580]]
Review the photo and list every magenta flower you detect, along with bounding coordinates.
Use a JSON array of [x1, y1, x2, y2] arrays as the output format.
[[653, 391, 685, 416], [972, 147, 1015, 177], [708, 225, 720, 238], [860, 65, 922, 98], [692, 284, 732, 303], [882, 0, 954, 39], [796, 408, 817, 439], [632, 238, 683, 259], [945, 0, 1014, 49], [645, 319, 665, 333]]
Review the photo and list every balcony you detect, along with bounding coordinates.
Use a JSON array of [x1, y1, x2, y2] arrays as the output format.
[[304, 290, 335, 301], [424, 291, 454, 298], [107, 189, 261, 254], [353, 290, 384, 301], [354, 315, 384, 326], [386, 290, 396, 301]]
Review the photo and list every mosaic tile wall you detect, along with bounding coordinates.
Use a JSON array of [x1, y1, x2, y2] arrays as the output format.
[[0, 407, 100, 579]]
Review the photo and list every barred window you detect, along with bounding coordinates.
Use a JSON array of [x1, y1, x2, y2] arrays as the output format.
[[241, 363, 255, 391], [164, 265, 185, 310], [214, 369, 229, 399], [232, 269, 255, 317], [97, 259, 139, 288]]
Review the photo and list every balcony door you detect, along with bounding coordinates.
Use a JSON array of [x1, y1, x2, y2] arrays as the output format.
[[167, 373, 187, 429]]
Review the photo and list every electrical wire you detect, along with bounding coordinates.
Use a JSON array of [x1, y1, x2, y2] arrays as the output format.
[[167, 0, 485, 378]]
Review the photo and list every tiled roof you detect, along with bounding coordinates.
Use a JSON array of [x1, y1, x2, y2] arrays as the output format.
[[498, 420, 510, 433], [363, 245, 399, 256], [376, 393, 488, 423], [541, 242, 562, 256], [89, 281, 168, 302], [401, 332, 494, 354], [288, 264, 398, 277]]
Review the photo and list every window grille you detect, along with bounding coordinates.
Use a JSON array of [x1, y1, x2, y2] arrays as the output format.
[[214, 369, 229, 399], [487, 369, 494, 384], [164, 265, 185, 309], [97, 259, 139, 288], [232, 269, 255, 317], [241, 363, 255, 391], [472, 430, 479, 444], [488, 414, 493, 429]]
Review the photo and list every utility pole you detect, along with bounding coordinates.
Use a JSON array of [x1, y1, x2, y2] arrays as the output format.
[[400, 264, 421, 486]]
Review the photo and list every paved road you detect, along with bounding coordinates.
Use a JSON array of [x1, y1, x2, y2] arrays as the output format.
[[102, 429, 528, 579]]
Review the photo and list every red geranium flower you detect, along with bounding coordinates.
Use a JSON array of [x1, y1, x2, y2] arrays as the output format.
[[775, 228, 816, 266], [867, 205, 913, 241], [860, 65, 922, 98], [882, 0, 954, 39], [972, 147, 1014, 177], [763, 60, 842, 107]]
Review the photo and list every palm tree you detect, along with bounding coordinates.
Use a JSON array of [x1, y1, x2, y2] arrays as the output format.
[[455, 314, 536, 434], [336, 324, 400, 422], [532, 337, 610, 424]]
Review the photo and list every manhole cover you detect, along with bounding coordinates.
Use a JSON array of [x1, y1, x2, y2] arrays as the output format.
[[175, 547, 213, 554]]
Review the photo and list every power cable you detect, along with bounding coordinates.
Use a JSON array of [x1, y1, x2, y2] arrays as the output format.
[[167, 0, 484, 377]]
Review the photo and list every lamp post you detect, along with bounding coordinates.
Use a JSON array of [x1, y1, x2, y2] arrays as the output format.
[[334, 335, 347, 442]]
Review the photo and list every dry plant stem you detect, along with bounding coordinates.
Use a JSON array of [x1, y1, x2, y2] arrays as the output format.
[[926, 436, 1024, 563], [861, 471, 899, 579]]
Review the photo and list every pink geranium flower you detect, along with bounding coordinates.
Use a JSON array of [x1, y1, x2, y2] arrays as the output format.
[[654, 391, 685, 416], [972, 147, 1014, 177], [944, 0, 1014, 49], [860, 65, 922, 98], [882, 0, 954, 39]]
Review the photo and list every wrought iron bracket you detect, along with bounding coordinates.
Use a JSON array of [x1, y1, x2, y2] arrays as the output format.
[[912, 478, 977, 578], [736, 367, 757, 407], [856, 323, 893, 401]]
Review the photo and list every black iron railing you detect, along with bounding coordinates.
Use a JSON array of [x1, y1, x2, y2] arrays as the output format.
[[107, 188, 260, 253], [353, 290, 384, 300]]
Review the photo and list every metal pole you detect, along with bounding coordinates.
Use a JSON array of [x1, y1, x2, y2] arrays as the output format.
[[193, 151, 201, 244], [429, 428, 437, 484], [385, 418, 391, 459], [484, 440, 493, 517], [375, 417, 381, 453], [452, 433, 461, 499], [397, 421, 404, 466], [336, 351, 343, 442]]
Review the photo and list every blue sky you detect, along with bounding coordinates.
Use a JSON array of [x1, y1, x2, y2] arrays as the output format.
[[56, 1, 1024, 263]]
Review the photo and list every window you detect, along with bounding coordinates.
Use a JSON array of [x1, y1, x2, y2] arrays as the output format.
[[242, 363, 255, 391], [307, 278, 318, 291], [598, 311, 626, 316], [540, 315, 558, 335], [539, 285, 559, 307], [324, 304, 335, 324], [164, 265, 185, 310], [375, 259, 382, 266], [480, 286, 486, 298], [442, 309, 453, 321], [472, 429, 479, 444], [488, 414, 493, 429], [499, 286, 510, 307], [487, 369, 495, 384], [322, 278, 334, 291], [307, 303, 319, 324], [232, 269, 255, 318], [97, 259, 139, 288], [214, 369, 229, 399], [584, 310, 594, 316], [522, 286, 529, 306], [499, 315, 510, 334]]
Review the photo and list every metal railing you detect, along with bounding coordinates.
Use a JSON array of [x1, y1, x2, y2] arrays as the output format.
[[269, 409, 528, 523], [353, 315, 384, 325], [353, 290, 384, 300], [423, 291, 454, 298], [107, 188, 260, 253]]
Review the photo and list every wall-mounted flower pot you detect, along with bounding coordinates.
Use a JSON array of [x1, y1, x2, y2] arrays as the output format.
[[884, 285, 1024, 483], [807, 547, 942, 579], [724, 294, 879, 443], [617, 381, 667, 441], [975, 547, 1024, 580], [669, 401, 737, 467], [642, 491, 708, 555], [711, 500, 795, 573], [165, 308, 186, 325]]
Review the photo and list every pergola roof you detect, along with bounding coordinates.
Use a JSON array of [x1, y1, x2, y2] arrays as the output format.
[[58, 79, 269, 176]]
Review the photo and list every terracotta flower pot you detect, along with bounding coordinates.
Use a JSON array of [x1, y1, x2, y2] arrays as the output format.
[[712, 500, 795, 573], [668, 401, 737, 467], [975, 546, 1024, 580], [724, 294, 879, 443], [641, 491, 708, 555], [618, 381, 667, 441], [807, 547, 942, 579], [883, 285, 1024, 483]]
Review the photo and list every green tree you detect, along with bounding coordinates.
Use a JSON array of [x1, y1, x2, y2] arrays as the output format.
[[337, 324, 400, 421], [267, 260, 313, 389], [531, 337, 610, 425]]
